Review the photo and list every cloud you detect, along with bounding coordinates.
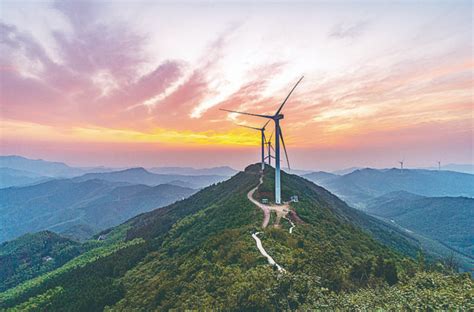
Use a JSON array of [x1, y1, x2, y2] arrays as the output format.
[[53, 0, 145, 80], [329, 20, 369, 39], [0, 1, 183, 130], [1, 2, 245, 134]]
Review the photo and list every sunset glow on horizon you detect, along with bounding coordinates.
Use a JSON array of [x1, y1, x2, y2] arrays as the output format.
[[1, 0, 472, 170]]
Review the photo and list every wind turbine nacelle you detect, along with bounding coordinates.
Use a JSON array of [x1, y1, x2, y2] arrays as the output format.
[[275, 114, 284, 120]]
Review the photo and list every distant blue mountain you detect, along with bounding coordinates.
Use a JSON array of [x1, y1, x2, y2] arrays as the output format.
[[0, 155, 83, 177], [0, 167, 51, 188], [149, 166, 237, 176], [420, 163, 474, 174], [74, 167, 230, 189], [331, 167, 361, 175], [304, 168, 474, 208]]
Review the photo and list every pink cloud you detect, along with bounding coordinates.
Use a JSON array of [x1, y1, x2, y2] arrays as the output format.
[[0, 4, 184, 130]]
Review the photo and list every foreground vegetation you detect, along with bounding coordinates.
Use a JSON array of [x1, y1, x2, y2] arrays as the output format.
[[1, 164, 471, 311]]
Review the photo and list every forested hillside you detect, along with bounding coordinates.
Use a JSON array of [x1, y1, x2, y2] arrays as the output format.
[[0, 231, 83, 291], [0, 179, 196, 242], [366, 192, 474, 258], [0, 165, 471, 311]]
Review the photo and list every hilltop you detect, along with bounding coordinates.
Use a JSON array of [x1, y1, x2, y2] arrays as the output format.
[[0, 164, 471, 311]]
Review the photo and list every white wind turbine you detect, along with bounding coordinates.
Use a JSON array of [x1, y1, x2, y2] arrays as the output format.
[[264, 132, 275, 166], [221, 76, 304, 204], [237, 120, 270, 171]]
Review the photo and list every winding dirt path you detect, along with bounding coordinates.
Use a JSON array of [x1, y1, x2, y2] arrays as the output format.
[[247, 175, 292, 230], [248, 172, 299, 273], [252, 232, 286, 272], [283, 216, 296, 234], [247, 175, 270, 227]]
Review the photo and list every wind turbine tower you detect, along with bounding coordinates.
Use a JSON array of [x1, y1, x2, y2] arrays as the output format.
[[438, 161, 441, 171], [221, 76, 303, 204], [237, 120, 270, 171]]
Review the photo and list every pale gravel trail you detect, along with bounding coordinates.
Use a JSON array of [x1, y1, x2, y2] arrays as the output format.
[[247, 175, 270, 228], [248, 172, 296, 273], [283, 216, 296, 234], [252, 232, 286, 272]]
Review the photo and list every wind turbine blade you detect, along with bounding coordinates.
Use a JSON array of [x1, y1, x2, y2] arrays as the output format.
[[237, 124, 261, 131], [274, 76, 304, 116], [263, 119, 271, 129], [220, 108, 273, 119], [268, 132, 274, 142], [279, 126, 290, 170]]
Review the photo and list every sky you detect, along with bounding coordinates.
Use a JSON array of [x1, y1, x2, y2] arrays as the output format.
[[0, 0, 472, 171]]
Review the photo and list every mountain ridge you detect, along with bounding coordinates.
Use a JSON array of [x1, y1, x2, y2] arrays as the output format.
[[0, 155, 86, 177], [73, 167, 229, 189], [149, 165, 237, 176], [303, 167, 474, 208]]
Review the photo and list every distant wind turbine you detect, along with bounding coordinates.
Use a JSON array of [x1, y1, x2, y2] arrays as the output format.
[[264, 132, 275, 166], [399, 160, 404, 170], [221, 76, 304, 204], [237, 120, 270, 171], [438, 161, 441, 171]]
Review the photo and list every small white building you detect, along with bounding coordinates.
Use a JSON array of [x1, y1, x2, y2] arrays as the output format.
[[290, 195, 299, 203], [261, 198, 269, 204]]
